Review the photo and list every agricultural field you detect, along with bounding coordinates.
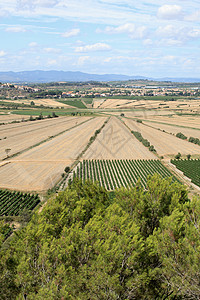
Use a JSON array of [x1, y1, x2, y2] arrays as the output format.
[[0, 98, 71, 108], [59, 99, 87, 108], [0, 189, 40, 216], [0, 117, 106, 191], [140, 115, 200, 129], [0, 113, 29, 123], [0, 116, 92, 160], [124, 118, 200, 158], [142, 120, 200, 140], [99, 98, 200, 111], [171, 159, 200, 187], [93, 98, 105, 108], [83, 117, 157, 160], [73, 159, 178, 190]]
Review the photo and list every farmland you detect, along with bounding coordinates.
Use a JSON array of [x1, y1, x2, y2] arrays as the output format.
[[124, 118, 200, 158], [0, 81, 199, 194], [0, 117, 106, 191], [0, 116, 92, 160], [83, 117, 157, 160], [142, 120, 200, 140], [73, 159, 178, 190], [0, 189, 40, 216], [171, 159, 200, 187]]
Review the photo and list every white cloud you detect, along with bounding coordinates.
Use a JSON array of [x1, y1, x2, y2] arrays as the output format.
[[187, 28, 200, 38], [156, 25, 200, 43], [105, 23, 147, 39], [5, 26, 27, 32], [47, 59, 57, 65], [44, 47, 61, 53], [17, 0, 59, 9], [157, 5, 183, 20], [157, 39, 183, 47], [0, 50, 6, 57], [143, 39, 153, 46], [185, 10, 200, 22], [62, 28, 80, 38], [156, 25, 178, 38], [29, 42, 38, 47], [75, 43, 111, 53], [77, 56, 90, 66]]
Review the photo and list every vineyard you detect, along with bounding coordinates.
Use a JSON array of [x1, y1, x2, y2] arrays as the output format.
[[0, 190, 40, 216], [73, 159, 178, 190], [171, 159, 200, 187]]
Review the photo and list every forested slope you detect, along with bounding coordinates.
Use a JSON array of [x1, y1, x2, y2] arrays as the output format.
[[1, 175, 200, 299]]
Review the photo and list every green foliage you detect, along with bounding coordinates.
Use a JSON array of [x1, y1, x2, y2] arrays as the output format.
[[189, 136, 200, 145], [59, 99, 87, 108], [0, 189, 40, 216], [74, 159, 177, 190], [64, 166, 70, 173], [176, 132, 187, 140], [171, 159, 200, 187], [131, 131, 156, 153], [1, 177, 200, 299], [175, 152, 181, 159]]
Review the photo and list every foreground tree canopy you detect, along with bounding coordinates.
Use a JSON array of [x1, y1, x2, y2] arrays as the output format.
[[1, 175, 200, 299]]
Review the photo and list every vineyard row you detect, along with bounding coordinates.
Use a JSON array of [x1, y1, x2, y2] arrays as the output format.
[[73, 159, 178, 190], [0, 189, 40, 216]]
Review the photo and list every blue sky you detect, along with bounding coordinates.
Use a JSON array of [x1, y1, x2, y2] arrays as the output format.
[[0, 0, 200, 77]]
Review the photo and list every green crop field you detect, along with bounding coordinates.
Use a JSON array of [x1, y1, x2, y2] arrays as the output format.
[[73, 159, 178, 190], [59, 99, 87, 108], [0, 190, 40, 216], [82, 98, 93, 104], [171, 159, 200, 187]]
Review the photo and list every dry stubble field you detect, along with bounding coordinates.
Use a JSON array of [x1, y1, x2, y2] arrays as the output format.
[[0, 116, 92, 160], [124, 118, 200, 158], [142, 120, 200, 140], [0, 117, 106, 191], [83, 117, 157, 160]]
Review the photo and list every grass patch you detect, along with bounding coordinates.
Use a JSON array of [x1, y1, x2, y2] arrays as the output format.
[[59, 99, 87, 109], [82, 98, 93, 104]]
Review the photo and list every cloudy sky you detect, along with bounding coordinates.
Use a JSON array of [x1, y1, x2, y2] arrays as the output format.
[[0, 0, 200, 77]]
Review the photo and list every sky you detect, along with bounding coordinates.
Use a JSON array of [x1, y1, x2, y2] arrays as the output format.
[[0, 0, 200, 78]]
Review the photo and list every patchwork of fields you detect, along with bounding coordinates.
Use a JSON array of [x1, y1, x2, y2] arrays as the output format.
[[124, 118, 200, 157], [0, 109, 199, 193], [0, 117, 106, 191], [83, 117, 156, 160]]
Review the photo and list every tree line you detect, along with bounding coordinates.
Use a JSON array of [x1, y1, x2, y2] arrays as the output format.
[[0, 175, 200, 299]]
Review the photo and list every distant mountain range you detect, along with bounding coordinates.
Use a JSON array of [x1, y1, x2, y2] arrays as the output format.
[[0, 70, 200, 83]]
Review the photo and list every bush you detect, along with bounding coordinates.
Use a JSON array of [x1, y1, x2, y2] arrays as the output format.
[[64, 166, 70, 173], [176, 132, 187, 140], [175, 152, 181, 159]]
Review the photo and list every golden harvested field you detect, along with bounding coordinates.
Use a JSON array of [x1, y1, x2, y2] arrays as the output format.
[[0, 161, 69, 191], [142, 121, 200, 139], [99, 99, 136, 109], [125, 118, 200, 157], [0, 98, 72, 108], [108, 110, 171, 117], [0, 113, 29, 123], [93, 98, 105, 108], [98, 98, 200, 112], [0, 117, 106, 191], [143, 115, 200, 129], [0, 116, 91, 160], [83, 117, 157, 160]]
